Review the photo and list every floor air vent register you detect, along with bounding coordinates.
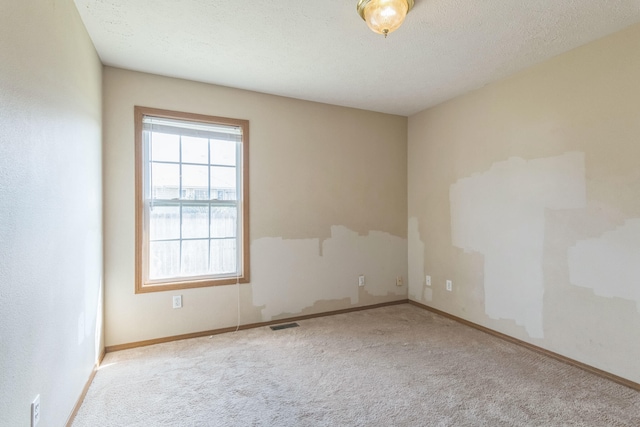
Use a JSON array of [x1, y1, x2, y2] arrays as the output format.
[[270, 323, 300, 331]]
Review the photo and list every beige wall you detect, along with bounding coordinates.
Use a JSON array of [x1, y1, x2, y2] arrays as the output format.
[[408, 23, 640, 383], [0, 1, 103, 426], [103, 67, 408, 347]]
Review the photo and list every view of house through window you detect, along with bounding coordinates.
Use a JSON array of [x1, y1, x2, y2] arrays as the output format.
[[135, 107, 249, 292]]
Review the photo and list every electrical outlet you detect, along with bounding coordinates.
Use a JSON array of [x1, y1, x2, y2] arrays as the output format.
[[358, 275, 365, 287], [172, 295, 182, 309], [426, 275, 431, 286], [446, 280, 452, 292], [31, 394, 40, 427], [396, 276, 403, 286]]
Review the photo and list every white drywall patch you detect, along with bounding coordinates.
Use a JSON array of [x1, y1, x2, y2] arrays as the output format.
[[569, 219, 640, 311], [423, 287, 433, 302], [251, 226, 407, 320], [450, 152, 586, 338], [408, 217, 430, 302]]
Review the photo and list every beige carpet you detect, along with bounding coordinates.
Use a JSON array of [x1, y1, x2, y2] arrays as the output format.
[[73, 304, 640, 426]]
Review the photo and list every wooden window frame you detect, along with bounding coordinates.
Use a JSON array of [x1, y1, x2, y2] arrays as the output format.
[[134, 106, 250, 293]]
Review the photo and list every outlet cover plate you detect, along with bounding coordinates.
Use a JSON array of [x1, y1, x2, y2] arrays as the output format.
[[172, 295, 182, 308], [31, 394, 40, 427]]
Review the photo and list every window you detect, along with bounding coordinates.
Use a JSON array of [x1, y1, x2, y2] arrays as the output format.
[[135, 107, 249, 293]]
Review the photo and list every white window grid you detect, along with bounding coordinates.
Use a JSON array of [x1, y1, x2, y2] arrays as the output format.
[[142, 116, 244, 283]]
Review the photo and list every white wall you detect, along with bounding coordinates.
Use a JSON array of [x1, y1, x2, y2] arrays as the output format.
[[0, 1, 103, 425], [408, 23, 640, 383], [103, 68, 408, 347]]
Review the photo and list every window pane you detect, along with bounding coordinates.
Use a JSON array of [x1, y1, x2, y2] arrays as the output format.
[[211, 139, 236, 166], [211, 239, 236, 274], [211, 206, 237, 238], [182, 205, 209, 239], [150, 132, 179, 162], [182, 165, 209, 200], [149, 240, 180, 279], [182, 136, 208, 164], [152, 163, 180, 199], [149, 205, 180, 240], [181, 240, 209, 276], [211, 166, 236, 200]]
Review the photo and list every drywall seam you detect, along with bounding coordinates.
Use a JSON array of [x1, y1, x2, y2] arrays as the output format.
[[251, 225, 407, 320], [450, 152, 587, 338]]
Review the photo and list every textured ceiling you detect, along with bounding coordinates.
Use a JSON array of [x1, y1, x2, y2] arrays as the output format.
[[74, 0, 640, 116]]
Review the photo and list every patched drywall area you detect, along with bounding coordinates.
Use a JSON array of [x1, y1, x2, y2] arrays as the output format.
[[408, 23, 640, 383], [103, 67, 407, 346], [408, 217, 431, 303], [253, 226, 406, 320], [450, 153, 586, 338], [569, 219, 640, 310], [0, 0, 103, 425], [542, 203, 640, 382]]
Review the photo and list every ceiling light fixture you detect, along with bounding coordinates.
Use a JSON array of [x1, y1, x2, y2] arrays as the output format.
[[357, 0, 414, 38]]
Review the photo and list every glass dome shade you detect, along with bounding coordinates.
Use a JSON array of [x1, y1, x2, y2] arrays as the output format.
[[361, 0, 410, 37]]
